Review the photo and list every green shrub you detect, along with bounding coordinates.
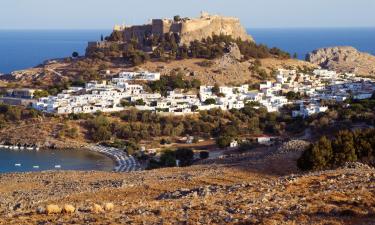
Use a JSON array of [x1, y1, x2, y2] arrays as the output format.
[[199, 151, 209, 159], [298, 129, 375, 171]]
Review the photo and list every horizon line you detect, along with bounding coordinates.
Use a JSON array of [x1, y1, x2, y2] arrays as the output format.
[[0, 26, 374, 31]]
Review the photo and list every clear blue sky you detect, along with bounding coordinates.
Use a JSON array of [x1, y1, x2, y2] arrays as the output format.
[[1, 0, 374, 29]]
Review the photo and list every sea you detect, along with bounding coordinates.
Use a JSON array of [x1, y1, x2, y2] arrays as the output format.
[[0, 148, 115, 173], [0, 28, 374, 173], [0, 28, 374, 74]]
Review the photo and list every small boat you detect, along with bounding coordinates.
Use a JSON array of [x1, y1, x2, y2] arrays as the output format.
[[26, 147, 33, 150], [33, 165, 40, 169], [14, 163, 21, 167], [54, 165, 61, 169]]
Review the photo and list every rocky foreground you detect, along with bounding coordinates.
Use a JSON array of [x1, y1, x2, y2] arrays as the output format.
[[0, 146, 374, 225], [307, 46, 375, 76]]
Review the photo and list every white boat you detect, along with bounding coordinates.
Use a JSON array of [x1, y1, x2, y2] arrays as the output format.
[[33, 165, 40, 169], [26, 147, 33, 150], [54, 165, 61, 169], [14, 163, 21, 167]]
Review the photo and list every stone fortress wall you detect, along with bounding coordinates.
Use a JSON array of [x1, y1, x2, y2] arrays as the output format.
[[179, 13, 252, 44], [118, 12, 253, 46], [86, 12, 253, 55]]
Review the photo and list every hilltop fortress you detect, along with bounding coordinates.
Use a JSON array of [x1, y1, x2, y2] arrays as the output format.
[[87, 12, 253, 54], [117, 12, 253, 45]]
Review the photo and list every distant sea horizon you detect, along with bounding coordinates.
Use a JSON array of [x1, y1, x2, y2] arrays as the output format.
[[0, 27, 374, 74]]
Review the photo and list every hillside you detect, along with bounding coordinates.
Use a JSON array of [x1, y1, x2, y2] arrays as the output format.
[[0, 145, 374, 225], [307, 46, 375, 77], [0, 50, 316, 88]]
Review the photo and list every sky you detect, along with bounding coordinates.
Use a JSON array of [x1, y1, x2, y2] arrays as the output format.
[[0, 0, 374, 29]]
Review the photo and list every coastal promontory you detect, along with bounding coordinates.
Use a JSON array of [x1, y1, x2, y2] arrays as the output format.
[[307, 46, 375, 76]]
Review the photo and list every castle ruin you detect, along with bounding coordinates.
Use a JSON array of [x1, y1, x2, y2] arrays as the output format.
[[115, 12, 253, 45], [86, 12, 253, 55]]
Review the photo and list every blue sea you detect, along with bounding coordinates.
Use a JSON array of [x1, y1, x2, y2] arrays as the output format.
[[0, 148, 115, 173], [0, 28, 374, 74], [250, 27, 375, 60], [0, 30, 110, 74]]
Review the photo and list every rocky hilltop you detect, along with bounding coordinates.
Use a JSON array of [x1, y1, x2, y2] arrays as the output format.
[[306, 46, 375, 76], [115, 12, 252, 45], [176, 12, 253, 44]]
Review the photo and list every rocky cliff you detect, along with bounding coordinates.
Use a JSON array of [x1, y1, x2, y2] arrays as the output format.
[[178, 14, 253, 44], [306, 46, 375, 76]]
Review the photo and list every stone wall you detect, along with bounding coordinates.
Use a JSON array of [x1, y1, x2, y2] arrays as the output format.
[[179, 15, 253, 44], [123, 24, 152, 44], [122, 13, 253, 45], [86, 13, 254, 55]]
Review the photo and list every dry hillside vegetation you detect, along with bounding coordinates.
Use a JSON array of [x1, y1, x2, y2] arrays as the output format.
[[0, 145, 373, 225], [1, 53, 316, 88]]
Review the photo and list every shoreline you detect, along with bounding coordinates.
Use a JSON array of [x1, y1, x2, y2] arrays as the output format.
[[86, 145, 142, 172], [0, 144, 142, 173], [0, 144, 40, 151]]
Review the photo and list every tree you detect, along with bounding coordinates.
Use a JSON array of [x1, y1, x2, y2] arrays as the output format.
[[190, 79, 202, 89], [87, 115, 112, 142], [92, 126, 111, 142], [332, 130, 357, 166], [199, 151, 210, 159], [191, 105, 199, 112], [72, 52, 79, 58], [286, 91, 301, 100], [293, 53, 298, 59], [135, 99, 145, 106], [211, 83, 220, 95], [204, 98, 216, 105], [159, 150, 177, 167], [173, 15, 181, 22], [175, 148, 194, 166], [216, 135, 232, 148], [33, 90, 49, 99], [297, 136, 333, 171]]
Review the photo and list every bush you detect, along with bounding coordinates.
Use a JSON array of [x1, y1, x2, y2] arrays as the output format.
[[33, 90, 49, 99], [72, 52, 79, 58], [159, 150, 177, 167], [175, 148, 194, 166], [297, 136, 333, 171], [160, 138, 171, 145], [298, 129, 375, 171], [199, 151, 209, 159], [216, 135, 232, 148], [87, 115, 112, 142], [204, 98, 216, 105]]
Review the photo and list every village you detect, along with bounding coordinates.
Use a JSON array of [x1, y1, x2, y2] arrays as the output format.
[[29, 68, 375, 117], [1, 68, 375, 118]]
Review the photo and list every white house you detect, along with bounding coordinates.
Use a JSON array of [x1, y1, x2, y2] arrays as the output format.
[[292, 103, 328, 118], [114, 71, 160, 81]]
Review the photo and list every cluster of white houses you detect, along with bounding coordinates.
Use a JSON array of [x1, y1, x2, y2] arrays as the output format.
[[275, 69, 375, 117], [30, 69, 375, 117]]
